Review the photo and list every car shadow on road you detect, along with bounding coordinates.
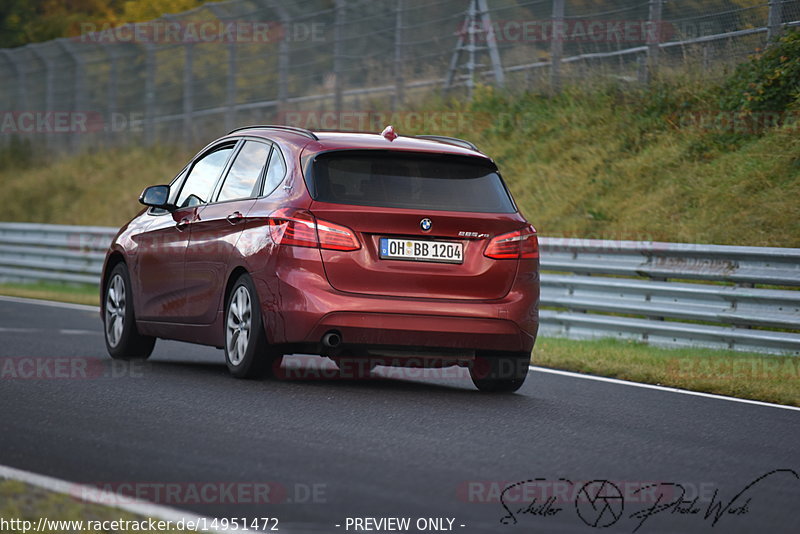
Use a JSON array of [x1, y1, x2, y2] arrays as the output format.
[[142, 354, 538, 400]]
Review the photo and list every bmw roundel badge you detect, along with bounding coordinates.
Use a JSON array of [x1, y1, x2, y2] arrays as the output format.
[[420, 218, 432, 232]]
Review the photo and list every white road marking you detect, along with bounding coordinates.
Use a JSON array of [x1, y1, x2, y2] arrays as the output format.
[[0, 295, 99, 312], [2, 295, 797, 412], [0, 327, 98, 335], [0, 464, 223, 532], [529, 365, 800, 412]]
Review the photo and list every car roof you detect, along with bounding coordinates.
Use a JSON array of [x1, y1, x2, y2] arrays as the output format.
[[225, 126, 489, 159]]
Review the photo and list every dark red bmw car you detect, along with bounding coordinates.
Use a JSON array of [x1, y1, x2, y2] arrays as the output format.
[[101, 125, 539, 392]]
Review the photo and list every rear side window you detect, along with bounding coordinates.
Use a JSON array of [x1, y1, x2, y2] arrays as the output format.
[[310, 152, 515, 213], [217, 141, 270, 202], [263, 146, 287, 196]]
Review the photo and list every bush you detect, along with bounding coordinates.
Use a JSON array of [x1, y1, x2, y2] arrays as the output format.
[[719, 30, 800, 113]]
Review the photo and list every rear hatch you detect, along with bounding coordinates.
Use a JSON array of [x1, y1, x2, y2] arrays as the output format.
[[307, 150, 528, 300]]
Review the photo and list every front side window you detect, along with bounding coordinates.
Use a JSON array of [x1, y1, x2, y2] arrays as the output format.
[[217, 141, 271, 202], [176, 146, 235, 208]]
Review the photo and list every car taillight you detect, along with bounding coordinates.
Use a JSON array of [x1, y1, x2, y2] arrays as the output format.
[[269, 208, 360, 251], [484, 226, 538, 259]]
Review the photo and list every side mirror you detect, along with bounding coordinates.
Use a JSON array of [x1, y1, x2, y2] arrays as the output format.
[[139, 185, 174, 210]]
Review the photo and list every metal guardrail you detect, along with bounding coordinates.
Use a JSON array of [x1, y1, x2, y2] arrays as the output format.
[[1, 223, 798, 355]]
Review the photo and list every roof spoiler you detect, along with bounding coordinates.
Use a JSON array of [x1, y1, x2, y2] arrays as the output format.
[[227, 124, 319, 141], [414, 135, 480, 152]]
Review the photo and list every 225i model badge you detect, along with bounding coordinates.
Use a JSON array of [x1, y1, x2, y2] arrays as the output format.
[[420, 218, 432, 232]]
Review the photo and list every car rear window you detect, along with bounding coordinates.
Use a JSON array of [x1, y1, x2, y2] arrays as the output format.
[[310, 151, 516, 213]]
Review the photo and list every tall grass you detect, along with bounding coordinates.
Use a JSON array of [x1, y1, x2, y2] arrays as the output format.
[[0, 69, 797, 246]]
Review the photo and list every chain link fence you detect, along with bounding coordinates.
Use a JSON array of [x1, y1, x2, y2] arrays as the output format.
[[0, 0, 798, 152]]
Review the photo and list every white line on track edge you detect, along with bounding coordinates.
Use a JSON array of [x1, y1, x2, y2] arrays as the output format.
[[2, 294, 797, 412], [529, 365, 800, 412], [0, 295, 99, 312], [0, 464, 225, 532]]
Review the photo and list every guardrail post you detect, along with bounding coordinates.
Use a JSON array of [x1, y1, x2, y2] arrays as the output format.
[[767, 0, 784, 43], [550, 0, 564, 93]]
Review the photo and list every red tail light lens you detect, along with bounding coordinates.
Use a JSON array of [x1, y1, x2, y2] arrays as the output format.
[[484, 226, 538, 259], [269, 208, 360, 251], [316, 220, 361, 251]]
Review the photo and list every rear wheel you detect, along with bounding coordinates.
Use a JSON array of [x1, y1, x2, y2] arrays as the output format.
[[469, 351, 530, 393], [225, 274, 282, 378], [103, 263, 156, 360]]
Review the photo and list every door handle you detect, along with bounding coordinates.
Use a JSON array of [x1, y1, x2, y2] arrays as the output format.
[[226, 211, 244, 225], [176, 217, 191, 231]]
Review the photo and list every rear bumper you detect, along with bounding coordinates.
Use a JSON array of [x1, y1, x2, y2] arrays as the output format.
[[307, 312, 532, 352], [250, 249, 538, 353]]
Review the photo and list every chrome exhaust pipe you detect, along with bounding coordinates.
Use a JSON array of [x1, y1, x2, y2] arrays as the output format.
[[322, 331, 342, 348]]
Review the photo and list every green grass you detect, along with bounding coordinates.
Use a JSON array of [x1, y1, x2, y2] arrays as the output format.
[[0, 282, 99, 306], [2, 79, 798, 246], [533, 337, 799, 407], [0, 284, 796, 407], [0, 480, 193, 533]]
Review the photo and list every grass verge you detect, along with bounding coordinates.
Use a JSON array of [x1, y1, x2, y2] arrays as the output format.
[[1, 283, 796, 407], [0, 282, 99, 307], [533, 337, 799, 407], [0, 480, 194, 533]]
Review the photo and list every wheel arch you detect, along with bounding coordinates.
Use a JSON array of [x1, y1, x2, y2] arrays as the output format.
[[101, 251, 126, 312], [223, 266, 250, 314]]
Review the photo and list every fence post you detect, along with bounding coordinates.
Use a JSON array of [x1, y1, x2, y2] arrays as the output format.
[[646, 0, 663, 84], [392, 0, 405, 111], [477, 0, 505, 88], [277, 16, 289, 116], [106, 46, 119, 144], [333, 0, 345, 112], [143, 44, 156, 145], [1, 51, 27, 111], [550, 0, 564, 93], [225, 40, 237, 132], [767, 0, 784, 43], [59, 40, 86, 152], [183, 42, 194, 146], [29, 45, 55, 150]]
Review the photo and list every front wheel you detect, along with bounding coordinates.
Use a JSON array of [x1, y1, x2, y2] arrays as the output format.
[[225, 274, 282, 378], [469, 351, 530, 393], [103, 263, 156, 360]]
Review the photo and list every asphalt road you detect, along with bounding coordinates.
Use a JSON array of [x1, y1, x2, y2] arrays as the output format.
[[0, 297, 798, 534]]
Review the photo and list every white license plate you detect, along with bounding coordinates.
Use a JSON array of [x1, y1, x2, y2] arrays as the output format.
[[379, 238, 463, 264]]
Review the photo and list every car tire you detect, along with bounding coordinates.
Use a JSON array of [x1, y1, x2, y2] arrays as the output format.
[[224, 273, 282, 379], [104, 263, 156, 360], [469, 351, 530, 393]]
